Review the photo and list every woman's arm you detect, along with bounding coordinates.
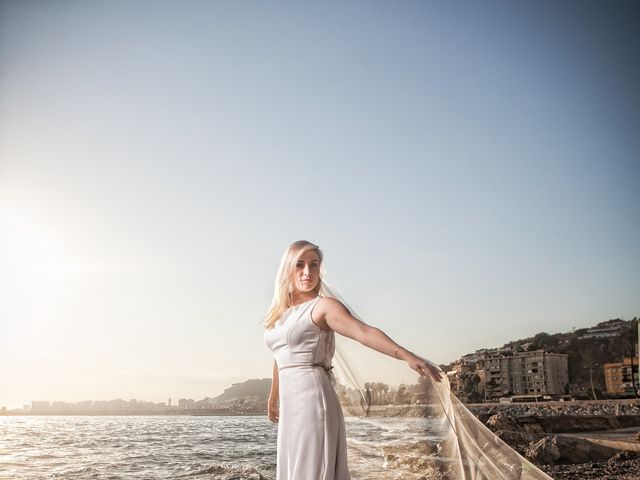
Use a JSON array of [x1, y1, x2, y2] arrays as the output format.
[[314, 297, 442, 382], [267, 360, 279, 422]]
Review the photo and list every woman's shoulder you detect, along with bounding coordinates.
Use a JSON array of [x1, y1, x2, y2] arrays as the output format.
[[316, 296, 348, 312]]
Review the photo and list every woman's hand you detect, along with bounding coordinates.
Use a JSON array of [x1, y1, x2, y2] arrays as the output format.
[[267, 395, 279, 423], [406, 353, 443, 383]]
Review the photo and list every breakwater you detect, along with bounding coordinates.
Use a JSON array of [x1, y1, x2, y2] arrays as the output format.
[[343, 399, 640, 420], [467, 398, 640, 419]]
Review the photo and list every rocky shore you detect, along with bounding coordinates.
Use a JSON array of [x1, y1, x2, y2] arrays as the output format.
[[466, 399, 640, 420], [355, 400, 640, 479], [475, 400, 640, 480], [537, 451, 640, 480]]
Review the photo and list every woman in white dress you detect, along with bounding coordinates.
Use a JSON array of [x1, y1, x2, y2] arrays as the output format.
[[263, 240, 442, 480]]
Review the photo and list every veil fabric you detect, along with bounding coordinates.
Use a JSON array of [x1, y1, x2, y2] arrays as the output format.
[[319, 281, 553, 480]]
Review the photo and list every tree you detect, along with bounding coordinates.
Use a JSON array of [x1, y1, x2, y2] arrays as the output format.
[[395, 384, 409, 404]]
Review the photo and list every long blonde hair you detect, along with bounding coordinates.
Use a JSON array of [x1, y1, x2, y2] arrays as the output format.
[[264, 240, 324, 329]]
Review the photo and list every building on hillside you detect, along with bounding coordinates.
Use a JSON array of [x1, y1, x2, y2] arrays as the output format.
[[604, 358, 639, 396], [484, 350, 569, 401], [461, 349, 490, 364], [556, 334, 573, 346], [579, 319, 626, 339], [488, 346, 513, 355]]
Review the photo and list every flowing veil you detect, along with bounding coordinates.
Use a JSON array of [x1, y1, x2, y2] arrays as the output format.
[[319, 280, 553, 480]]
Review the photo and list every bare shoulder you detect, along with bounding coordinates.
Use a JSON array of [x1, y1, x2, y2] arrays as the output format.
[[313, 296, 369, 339], [315, 296, 348, 315], [315, 296, 353, 323]]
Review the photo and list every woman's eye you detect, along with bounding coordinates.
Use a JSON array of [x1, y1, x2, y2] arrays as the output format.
[[296, 261, 319, 268]]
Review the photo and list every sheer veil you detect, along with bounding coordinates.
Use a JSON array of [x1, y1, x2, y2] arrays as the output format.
[[319, 279, 553, 480]]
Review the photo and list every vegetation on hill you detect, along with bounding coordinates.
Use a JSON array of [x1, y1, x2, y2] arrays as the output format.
[[211, 318, 638, 409], [213, 378, 271, 402], [503, 319, 638, 397]]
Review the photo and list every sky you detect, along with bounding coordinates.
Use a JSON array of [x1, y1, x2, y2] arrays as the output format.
[[1, 1, 638, 410]]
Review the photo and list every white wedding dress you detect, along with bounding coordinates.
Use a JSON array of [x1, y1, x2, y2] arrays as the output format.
[[264, 295, 350, 480]]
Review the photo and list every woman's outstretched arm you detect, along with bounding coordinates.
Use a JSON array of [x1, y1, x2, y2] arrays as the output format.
[[314, 297, 442, 382]]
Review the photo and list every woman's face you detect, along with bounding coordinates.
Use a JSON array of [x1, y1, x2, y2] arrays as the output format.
[[292, 249, 321, 294]]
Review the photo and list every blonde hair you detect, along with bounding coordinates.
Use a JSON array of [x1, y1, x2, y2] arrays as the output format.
[[264, 240, 324, 329]]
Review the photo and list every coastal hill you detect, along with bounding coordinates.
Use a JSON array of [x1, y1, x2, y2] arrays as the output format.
[[206, 317, 639, 410], [444, 317, 638, 401], [212, 378, 271, 403], [495, 318, 638, 398], [192, 378, 271, 414], [6, 317, 635, 416]]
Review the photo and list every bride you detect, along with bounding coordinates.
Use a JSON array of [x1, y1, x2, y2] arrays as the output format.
[[264, 240, 553, 480], [263, 240, 442, 479]]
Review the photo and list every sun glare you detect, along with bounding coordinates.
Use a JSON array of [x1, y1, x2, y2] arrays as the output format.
[[0, 206, 70, 322]]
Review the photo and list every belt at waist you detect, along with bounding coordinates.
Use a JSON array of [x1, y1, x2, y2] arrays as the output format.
[[279, 363, 333, 373]]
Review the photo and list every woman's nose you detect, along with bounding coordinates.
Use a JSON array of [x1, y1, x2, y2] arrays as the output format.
[[303, 264, 310, 275]]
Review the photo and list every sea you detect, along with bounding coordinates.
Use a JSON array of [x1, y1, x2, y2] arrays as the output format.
[[0, 415, 441, 479]]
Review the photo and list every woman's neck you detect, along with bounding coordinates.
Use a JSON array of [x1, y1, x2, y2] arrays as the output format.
[[289, 292, 318, 306]]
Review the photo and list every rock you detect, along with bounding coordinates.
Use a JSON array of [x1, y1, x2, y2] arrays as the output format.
[[382, 442, 446, 475], [493, 430, 541, 455], [526, 435, 620, 465], [382, 442, 462, 479], [468, 401, 640, 421], [516, 416, 548, 434], [540, 459, 640, 480], [608, 450, 640, 462], [486, 412, 522, 432]]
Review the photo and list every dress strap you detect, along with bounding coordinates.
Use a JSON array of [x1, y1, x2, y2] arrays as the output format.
[[309, 295, 323, 321]]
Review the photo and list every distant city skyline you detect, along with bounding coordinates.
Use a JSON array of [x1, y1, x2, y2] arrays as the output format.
[[2, 315, 635, 411], [1, 1, 639, 410]]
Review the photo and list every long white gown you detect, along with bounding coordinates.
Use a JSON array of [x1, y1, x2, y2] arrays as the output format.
[[264, 295, 350, 480]]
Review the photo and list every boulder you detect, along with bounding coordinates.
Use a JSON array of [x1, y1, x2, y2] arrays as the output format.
[[486, 412, 523, 432], [382, 442, 442, 473], [526, 435, 620, 465], [493, 430, 541, 455]]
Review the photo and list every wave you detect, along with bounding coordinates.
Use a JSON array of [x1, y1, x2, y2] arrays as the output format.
[[181, 463, 271, 480]]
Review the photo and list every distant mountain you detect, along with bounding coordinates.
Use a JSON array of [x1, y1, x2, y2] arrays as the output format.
[[212, 378, 271, 403]]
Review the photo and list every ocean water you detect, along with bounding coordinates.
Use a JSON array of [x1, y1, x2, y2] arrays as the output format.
[[0, 415, 442, 479]]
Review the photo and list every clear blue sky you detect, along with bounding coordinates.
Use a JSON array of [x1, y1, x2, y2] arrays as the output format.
[[1, 1, 638, 409]]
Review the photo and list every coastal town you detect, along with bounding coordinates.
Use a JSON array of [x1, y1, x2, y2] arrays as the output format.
[[3, 317, 638, 416], [3, 318, 639, 479], [446, 317, 638, 404]]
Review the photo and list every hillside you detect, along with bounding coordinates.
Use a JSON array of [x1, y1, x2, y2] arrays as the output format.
[[213, 378, 271, 403], [502, 319, 638, 397], [209, 318, 638, 409]]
